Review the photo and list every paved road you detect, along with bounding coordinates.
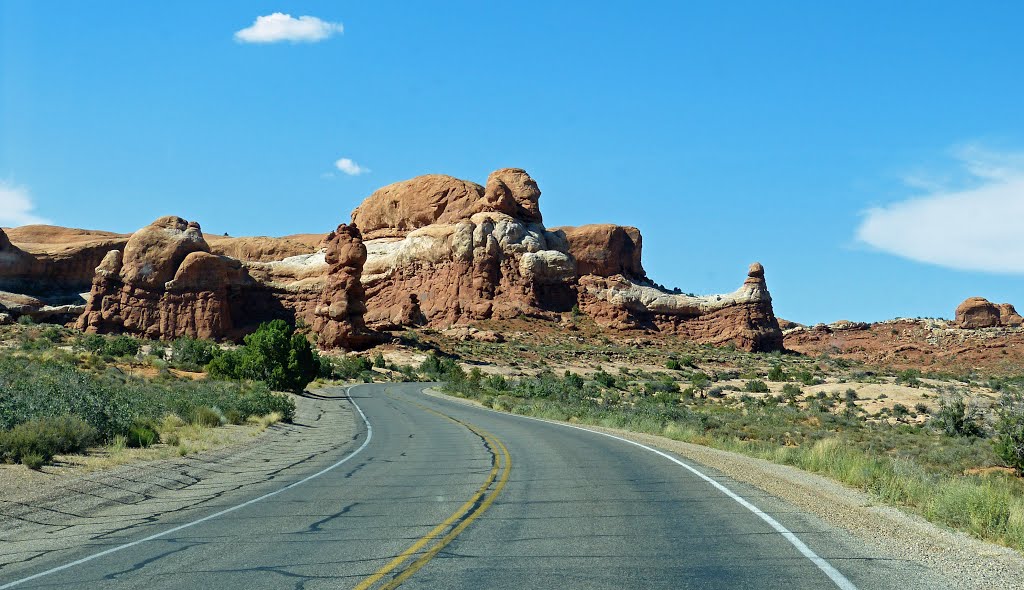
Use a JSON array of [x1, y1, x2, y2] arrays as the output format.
[[1, 383, 946, 589]]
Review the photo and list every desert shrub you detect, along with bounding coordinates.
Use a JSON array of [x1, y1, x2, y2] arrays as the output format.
[[593, 370, 616, 388], [0, 416, 98, 465], [666, 360, 682, 371], [191, 406, 224, 427], [373, 352, 387, 369], [171, 336, 218, 371], [744, 380, 770, 393], [208, 320, 320, 392], [793, 370, 821, 386], [896, 369, 922, 387], [932, 393, 983, 437], [126, 419, 160, 448], [322, 355, 374, 380], [995, 390, 1024, 474], [767, 365, 786, 381], [106, 336, 141, 358]]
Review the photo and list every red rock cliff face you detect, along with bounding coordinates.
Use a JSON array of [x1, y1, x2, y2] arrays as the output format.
[[559, 223, 783, 352], [355, 168, 577, 327], [0, 225, 129, 294]]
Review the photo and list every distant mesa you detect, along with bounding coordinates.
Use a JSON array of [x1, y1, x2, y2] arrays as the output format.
[[0, 168, 785, 352]]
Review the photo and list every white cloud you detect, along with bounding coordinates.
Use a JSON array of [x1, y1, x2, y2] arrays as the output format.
[[335, 157, 369, 176], [0, 181, 49, 227], [856, 145, 1024, 273], [234, 13, 343, 44]]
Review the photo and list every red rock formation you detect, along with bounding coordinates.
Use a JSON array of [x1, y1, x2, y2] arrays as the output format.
[[206, 234, 324, 262], [0, 225, 129, 294], [998, 303, 1024, 327], [356, 169, 577, 327], [76, 217, 235, 339], [555, 224, 644, 278], [575, 261, 783, 352], [74, 216, 374, 349], [956, 297, 1005, 329], [312, 224, 377, 349]]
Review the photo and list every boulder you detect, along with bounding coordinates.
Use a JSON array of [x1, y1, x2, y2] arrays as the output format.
[[956, 297, 1003, 329], [999, 303, 1024, 327], [556, 224, 645, 278], [351, 175, 485, 240]]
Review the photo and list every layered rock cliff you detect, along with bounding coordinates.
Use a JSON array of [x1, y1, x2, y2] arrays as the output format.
[[351, 170, 783, 351], [558, 222, 783, 351], [356, 168, 577, 326]]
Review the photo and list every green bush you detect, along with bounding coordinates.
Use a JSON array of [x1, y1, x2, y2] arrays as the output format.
[[933, 393, 983, 437], [192, 406, 224, 427], [745, 380, 770, 393], [995, 390, 1024, 474], [896, 369, 922, 387], [208, 320, 320, 392], [0, 355, 296, 444], [373, 352, 387, 369], [666, 360, 682, 371], [171, 336, 218, 371], [0, 416, 98, 465], [767, 365, 786, 381], [126, 419, 160, 448]]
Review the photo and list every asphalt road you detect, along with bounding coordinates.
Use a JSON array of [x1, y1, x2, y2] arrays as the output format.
[[1, 383, 945, 589]]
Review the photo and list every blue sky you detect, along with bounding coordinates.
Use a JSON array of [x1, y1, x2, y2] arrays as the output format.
[[2, 1, 1022, 324]]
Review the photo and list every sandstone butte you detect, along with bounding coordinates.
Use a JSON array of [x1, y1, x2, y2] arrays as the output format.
[[0, 167, 785, 351]]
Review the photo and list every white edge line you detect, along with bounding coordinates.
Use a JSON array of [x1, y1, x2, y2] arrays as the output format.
[[0, 385, 374, 590], [423, 387, 858, 590]]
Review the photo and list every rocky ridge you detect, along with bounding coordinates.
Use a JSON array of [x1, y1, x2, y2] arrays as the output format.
[[1, 167, 785, 351]]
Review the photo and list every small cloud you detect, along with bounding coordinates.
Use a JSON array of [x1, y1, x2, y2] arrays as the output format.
[[0, 181, 50, 226], [234, 13, 343, 44], [856, 145, 1024, 273], [335, 157, 369, 176]]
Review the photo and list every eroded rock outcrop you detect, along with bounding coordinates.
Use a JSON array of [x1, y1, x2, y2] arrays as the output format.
[[312, 225, 377, 348], [575, 259, 783, 351], [0, 226, 130, 321], [76, 217, 236, 339], [76, 216, 372, 347], [555, 224, 645, 279], [955, 297, 1021, 329], [356, 169, 577, 326]]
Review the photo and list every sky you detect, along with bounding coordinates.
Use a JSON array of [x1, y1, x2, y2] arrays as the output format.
[[1, 1, 1022, 325]]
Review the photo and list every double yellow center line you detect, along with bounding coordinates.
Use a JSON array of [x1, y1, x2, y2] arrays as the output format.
[[353, 397, 512, 590]]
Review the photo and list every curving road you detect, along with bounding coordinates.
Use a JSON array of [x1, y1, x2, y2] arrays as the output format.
[[1, 383, 946, 589]]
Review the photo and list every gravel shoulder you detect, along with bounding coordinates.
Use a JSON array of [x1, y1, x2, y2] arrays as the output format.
[[424, 387, 1024, 590], [0, 388, 358, 576]]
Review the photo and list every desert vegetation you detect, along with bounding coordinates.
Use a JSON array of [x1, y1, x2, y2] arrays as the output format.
[[0, 322, 306, 469]]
